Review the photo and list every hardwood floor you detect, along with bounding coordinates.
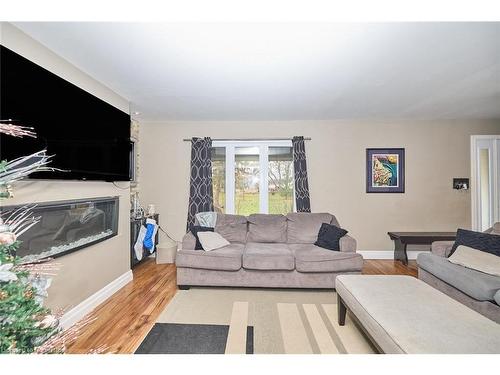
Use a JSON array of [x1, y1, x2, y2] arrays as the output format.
[[67, 258, 417, 354], [67, 259, 177, 354], [363, 259, 418, 277]]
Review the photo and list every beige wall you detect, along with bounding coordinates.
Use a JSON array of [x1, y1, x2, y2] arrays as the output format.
[[139, 120, 500, 251], [1, 23, 131, 311]]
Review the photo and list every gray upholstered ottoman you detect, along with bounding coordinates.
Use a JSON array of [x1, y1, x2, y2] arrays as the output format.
[[335, 275, 500, 354]]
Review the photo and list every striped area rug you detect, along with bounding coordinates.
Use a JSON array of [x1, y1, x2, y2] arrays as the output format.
[[143, 287, 375, 354]]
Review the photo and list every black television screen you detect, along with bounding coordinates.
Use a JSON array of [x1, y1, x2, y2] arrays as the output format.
[[0, 45, 131, 181]]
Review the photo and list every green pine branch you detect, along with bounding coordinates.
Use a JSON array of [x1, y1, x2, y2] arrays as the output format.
[[0, 241, 59, 353]]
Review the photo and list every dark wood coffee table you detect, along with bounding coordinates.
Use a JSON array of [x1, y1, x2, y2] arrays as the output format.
[[387, 231, 457, 265]]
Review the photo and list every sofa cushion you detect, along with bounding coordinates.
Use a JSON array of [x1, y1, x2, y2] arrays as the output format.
[[247, 214, 287, 243], [286, 212, 336, 244], [243, 242, 294, 271], [495, 290, 500, 306], [289, 244, 363, 273], [175, 244, 244, 271], [417, 253, 500, 301], [215, 214, 248, 243]]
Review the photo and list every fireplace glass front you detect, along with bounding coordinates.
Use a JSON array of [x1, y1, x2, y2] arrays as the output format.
[[1, 197, 119, 262]]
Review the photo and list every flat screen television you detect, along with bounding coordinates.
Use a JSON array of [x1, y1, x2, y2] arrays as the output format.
[[0, 45, 132, 181]]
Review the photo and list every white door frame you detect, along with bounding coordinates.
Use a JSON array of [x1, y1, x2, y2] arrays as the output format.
[[213, 140, 293, 214], [470, 135, 500, 231]]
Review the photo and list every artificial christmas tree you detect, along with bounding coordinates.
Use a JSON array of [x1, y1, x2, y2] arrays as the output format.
[[0, 121, 96, 353]]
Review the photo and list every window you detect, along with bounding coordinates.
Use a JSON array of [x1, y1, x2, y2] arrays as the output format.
[[211, 147, 226, 213], [268, 146, 294, 214], [235, 147, 260, 215], [211, 141, 294, 215]]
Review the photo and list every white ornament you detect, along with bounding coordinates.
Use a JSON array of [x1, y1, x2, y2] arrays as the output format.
[[0, 263, 18, 282]]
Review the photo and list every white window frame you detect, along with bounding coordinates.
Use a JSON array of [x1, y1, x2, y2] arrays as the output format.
[[212, 140, 294, 214], [471, 135, 500, 231]]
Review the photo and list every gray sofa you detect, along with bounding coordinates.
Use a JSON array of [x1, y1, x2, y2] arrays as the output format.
[[176, 212, 363, 289], [417, 223, 500, 323]]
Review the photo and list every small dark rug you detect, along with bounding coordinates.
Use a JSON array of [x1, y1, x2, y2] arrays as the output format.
[[135, 323, 254, 354]]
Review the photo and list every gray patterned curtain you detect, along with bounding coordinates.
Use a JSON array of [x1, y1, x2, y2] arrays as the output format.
[[187, 137, 214, 230], [292, 136, 311, 212]]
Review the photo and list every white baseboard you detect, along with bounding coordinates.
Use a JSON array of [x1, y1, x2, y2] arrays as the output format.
[[358, 250, 428, 260], [357, 251, 393, 259], [59, 270, 133, 330]]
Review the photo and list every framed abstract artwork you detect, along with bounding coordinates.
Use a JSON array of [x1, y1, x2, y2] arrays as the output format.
[[366, 148, 405, 193]]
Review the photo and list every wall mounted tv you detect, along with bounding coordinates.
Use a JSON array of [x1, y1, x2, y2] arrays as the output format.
[[0, 45, 132, 181]]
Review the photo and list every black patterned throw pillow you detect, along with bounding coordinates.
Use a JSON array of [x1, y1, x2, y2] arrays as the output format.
[[314, 223, 348, 251], [449, 228, 500, 257]]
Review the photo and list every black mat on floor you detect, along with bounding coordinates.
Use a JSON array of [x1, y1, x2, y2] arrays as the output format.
[[135, 323, 254, 354]]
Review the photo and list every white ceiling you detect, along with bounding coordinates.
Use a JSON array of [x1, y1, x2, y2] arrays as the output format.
[[13, 22, 500, 121]]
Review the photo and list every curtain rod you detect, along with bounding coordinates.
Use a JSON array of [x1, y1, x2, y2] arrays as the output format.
[[182, 137, 311, 142]]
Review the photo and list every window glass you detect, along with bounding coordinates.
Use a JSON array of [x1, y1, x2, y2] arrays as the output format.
[[268, 147, 294, 214], [211, 143, 295, 215], [211, 147, 226, 213], [235, 147, 260, 216]]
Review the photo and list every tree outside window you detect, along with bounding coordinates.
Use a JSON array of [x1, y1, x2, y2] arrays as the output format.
[[211, 142, 294, 215]]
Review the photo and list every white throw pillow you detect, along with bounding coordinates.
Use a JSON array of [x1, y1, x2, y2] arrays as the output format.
[[448, 245, 500, 277], [197, 231, 230, 251]]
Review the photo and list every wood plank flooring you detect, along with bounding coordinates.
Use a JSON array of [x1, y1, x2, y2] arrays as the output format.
[[67, 259, 176, 354], [363, 259, 418, 277], [66, 258, 417, 354]]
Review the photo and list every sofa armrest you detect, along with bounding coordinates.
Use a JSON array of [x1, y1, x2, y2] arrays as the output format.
[[181, 231, 196, 250], [339, 235, 357, 253], [431, 241, 454, 257]]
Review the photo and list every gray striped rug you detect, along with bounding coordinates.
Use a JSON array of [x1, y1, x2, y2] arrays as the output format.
[[146, 287, 375, 354]]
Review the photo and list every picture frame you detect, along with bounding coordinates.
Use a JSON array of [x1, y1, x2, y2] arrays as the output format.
[[366, 148, 405, 193]]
